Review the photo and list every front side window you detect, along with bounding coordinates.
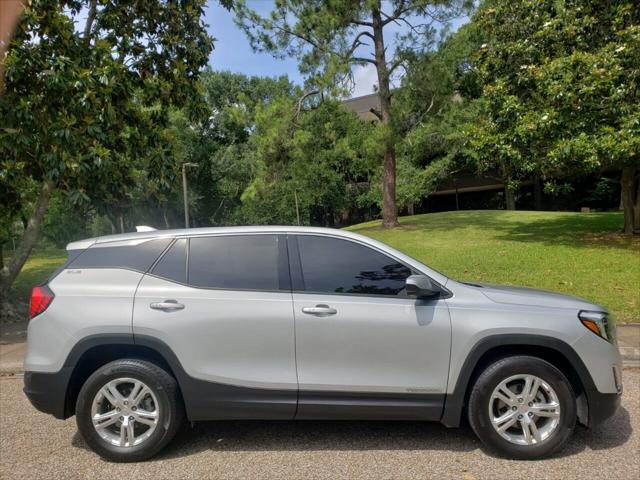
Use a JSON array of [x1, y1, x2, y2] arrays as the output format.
[[296, 235, 412, 296], [188, 235, 281, 291]]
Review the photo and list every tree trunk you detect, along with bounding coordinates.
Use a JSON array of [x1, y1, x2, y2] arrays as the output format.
[[119, 213, 125, 233], [505, 187, 516, 210], [635, 171, 640, 231], [533, 175, 543, 210], [621, 165, 639, 235], [162, 205, 170, 229], [83, 0, 98, 45], [0, 180, 54, 299], [106, 215, 116, 234], [372, 3, 398, 228]]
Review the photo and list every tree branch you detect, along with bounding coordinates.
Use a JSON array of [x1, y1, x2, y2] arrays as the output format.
[[388, 57, 406, 75], [346, 30, 375, 57], [294, 89, 321, 119], [83, 0, 98, 45], [352, 19, 373, 27], [352, 56, 377, 65], [381, 0, 412, 26], [410, 95, 437, 128], [272, 24, 322, 51]]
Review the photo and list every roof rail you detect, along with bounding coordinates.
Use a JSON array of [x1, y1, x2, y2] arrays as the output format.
[[135, 225, 157, 232]]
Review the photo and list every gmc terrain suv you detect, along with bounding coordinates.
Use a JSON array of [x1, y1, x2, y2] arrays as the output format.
[[24, 226, 622, 462]]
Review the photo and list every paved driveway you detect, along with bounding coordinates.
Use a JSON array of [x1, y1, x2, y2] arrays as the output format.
[[0, 370, 638, 480]]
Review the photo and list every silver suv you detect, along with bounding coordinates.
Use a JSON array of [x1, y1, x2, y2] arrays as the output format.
[[24, 226, 622, 462]]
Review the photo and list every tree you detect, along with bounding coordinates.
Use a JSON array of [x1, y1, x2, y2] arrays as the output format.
[[172, 71, 297, 227], [233, 0, 470, 227], [0, 0, 214, 305], [235, 96, 377, 226], [390, 22, 483, 211], [469, 0, 640, 229]]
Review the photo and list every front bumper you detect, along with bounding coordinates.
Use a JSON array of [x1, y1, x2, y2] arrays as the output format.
[[586, 388, 621, 427], [23, 368, 73, 420]]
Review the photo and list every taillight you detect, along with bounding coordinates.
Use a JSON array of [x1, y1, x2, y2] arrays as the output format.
[[29, 285, 55, 319]]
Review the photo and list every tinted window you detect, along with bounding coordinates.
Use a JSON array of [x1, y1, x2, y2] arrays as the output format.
[[297, 235, 412, 296], [69, 238, 171, 272], [188, 235, 280, 291], [151, 239, 187, 283]]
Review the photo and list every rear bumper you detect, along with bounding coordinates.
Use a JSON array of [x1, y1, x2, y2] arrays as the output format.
[[586, 388, 621, 427], [23, 368, 73, 420]]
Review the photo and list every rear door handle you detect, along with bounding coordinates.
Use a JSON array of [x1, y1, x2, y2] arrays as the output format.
[[150, 300, 185, 312], [302, 304, 337, 316]]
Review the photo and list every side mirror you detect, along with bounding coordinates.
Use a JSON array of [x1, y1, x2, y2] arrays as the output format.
[[405, 275, 440, 299]]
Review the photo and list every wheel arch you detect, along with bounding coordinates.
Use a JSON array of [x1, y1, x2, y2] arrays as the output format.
[[62, 334, 183, 418], [440, 334, 595, 428]]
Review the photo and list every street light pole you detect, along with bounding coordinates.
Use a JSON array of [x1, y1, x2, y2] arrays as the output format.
[[182, 163, 197, 228]]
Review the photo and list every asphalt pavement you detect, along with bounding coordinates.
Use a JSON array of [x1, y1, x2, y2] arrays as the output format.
[[1, 370, 638, 480]]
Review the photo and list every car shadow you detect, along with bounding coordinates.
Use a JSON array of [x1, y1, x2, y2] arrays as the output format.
[[71, 406, 633, 461]]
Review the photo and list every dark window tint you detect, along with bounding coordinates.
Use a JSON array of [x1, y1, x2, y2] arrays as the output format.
[[49, 249, 85, 282], [188, 235, 280, 290], [297, 235, 412, 296], [69, 238, 171, 272], [151, 239, 187, 283]]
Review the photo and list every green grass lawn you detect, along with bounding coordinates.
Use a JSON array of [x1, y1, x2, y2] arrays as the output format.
[[10, 249, 67, 301], [9, 210, 640, 323], [348, 210, 639, 323]]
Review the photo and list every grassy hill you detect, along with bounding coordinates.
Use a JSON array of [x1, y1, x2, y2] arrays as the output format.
[[348, 210, 639, 323], [9, 210, 640, 323]]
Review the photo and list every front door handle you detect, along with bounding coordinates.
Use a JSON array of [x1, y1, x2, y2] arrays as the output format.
[[302, 304, 337, 316], [150, 300, 185, 312]]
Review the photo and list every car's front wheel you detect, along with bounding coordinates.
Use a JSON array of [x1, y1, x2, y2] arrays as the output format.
[[468, 355, 577, 459], [75, 359, 183, 462]]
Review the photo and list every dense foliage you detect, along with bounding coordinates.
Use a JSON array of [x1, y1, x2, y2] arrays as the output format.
[[1, 0, 638, 306], [0, 0, 213, 300], [467, 0, 640, 231]]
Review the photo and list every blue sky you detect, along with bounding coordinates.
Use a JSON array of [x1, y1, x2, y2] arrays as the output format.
[[204, 1, 469, 98]]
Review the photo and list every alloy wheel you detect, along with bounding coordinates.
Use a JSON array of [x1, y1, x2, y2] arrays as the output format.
[[90, 377, 159, 448], [488, 374, 561, 446]]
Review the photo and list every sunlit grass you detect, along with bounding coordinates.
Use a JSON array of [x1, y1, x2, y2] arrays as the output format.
[[10, 249, 67, 300]]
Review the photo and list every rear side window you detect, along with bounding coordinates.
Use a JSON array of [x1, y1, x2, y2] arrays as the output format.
[[151, 239, 187, 284], [296, 235, 412, 296], [48, 248, 85, 282], [188, 235, 283, 291], [68, 238, 171, 272]]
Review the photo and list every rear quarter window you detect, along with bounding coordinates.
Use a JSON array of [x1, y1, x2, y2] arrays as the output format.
[[68, 238, 171, 273], [150, 239, 187, 284]]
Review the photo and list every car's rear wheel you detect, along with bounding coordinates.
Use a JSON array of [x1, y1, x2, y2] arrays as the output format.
[[468, 355, 577, 459], [76, 359, 183, 462]]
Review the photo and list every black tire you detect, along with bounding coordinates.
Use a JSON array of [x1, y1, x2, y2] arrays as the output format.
[[467, 355, 576, 460], [76, 359, 184, 462]]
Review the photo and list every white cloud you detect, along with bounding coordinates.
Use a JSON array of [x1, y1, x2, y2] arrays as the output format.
[[349, 62, 405, 99], [350, 64, 378, 98]]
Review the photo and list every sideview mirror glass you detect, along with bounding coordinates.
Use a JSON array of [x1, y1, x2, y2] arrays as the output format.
[[405, 275, 440, 299]]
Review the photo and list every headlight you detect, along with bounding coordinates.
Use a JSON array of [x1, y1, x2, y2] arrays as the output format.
[[579, 311, 612, 342]]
